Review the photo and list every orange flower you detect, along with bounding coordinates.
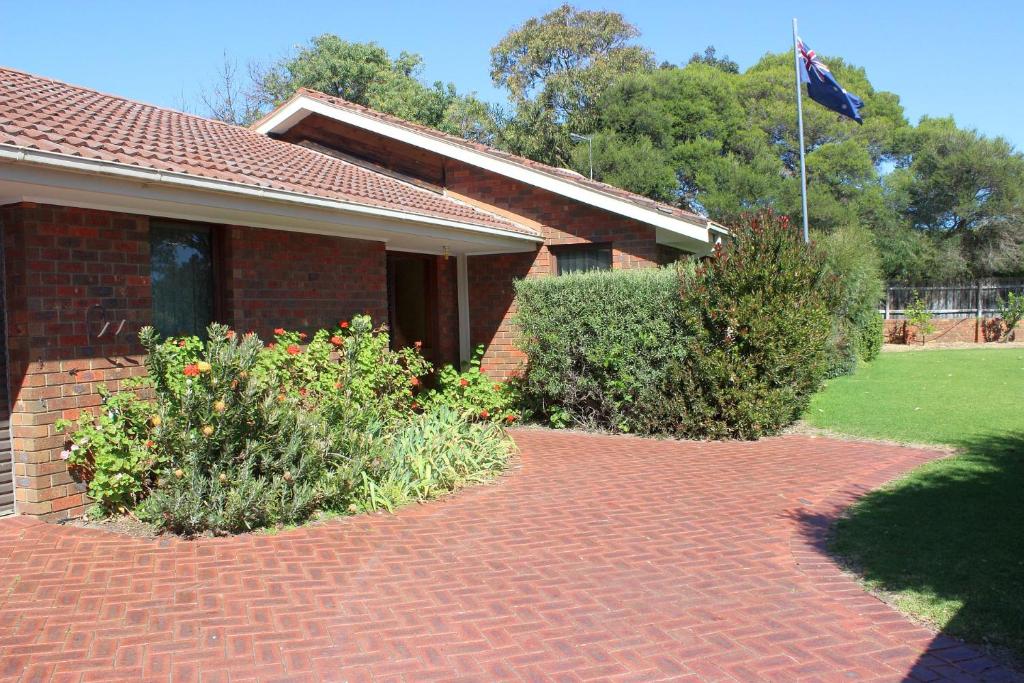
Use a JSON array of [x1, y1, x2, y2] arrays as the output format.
[[411, 401, 420, 410], [267, 342, 276, 350], [505, 414, 517, 424], [177, 339, 187, 348], [413, 340, 422, 350], [493, 383, 502, 392], [339, 321, 349, 329], [409, 376, 420, 387], [479, 409, 490, 419], [286, 344, 301, 356], [274, 327, 286, 336], [333, 381, 342, 390], [183, 363, 200, 377], [225, 330, 235, 340], [330, 335, 344, 346], [459, 378, 469, 388], [298, 332, 308, 340], [145, 439, 155, 448]]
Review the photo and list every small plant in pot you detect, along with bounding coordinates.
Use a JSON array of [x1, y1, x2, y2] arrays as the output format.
[[903, 292, 935, 345]]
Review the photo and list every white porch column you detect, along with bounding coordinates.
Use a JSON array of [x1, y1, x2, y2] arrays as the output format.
[[456, 253, 471, 364]]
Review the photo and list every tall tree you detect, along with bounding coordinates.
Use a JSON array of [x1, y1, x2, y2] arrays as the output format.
[[489, 4, 654, 164]]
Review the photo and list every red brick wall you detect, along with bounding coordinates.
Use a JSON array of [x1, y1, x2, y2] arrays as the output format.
[[448, 162, 664, 377], [221, 226, 387, 339], [884, 317, 1010, 344], [1, 204, 151, 520], [0, 203, 391, 519]]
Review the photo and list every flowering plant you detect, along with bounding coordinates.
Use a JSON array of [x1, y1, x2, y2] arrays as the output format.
[[425, 345, 521, 423], [55, 384, 160, 512]]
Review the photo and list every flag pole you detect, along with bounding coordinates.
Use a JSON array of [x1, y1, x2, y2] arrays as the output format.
[[792, 17, 810, 243]]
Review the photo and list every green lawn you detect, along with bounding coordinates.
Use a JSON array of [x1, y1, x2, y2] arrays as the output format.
[[805, 348, 1024, 660]]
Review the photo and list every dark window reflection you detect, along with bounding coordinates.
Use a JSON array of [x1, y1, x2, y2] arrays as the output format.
[[150, 221, 214, 338]]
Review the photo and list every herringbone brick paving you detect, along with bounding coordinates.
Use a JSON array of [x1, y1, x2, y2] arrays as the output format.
[[0, 431, 1018, 682]]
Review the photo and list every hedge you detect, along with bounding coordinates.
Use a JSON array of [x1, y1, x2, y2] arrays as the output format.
[[515, 210, 838, 439]]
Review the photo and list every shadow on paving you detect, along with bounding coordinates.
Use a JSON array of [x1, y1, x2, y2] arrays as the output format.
[[798, 432, 1024, 682]]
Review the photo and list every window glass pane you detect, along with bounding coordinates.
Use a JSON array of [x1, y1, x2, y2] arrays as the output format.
[[150, 222, 213, 338], [556, 245, 612, 275]]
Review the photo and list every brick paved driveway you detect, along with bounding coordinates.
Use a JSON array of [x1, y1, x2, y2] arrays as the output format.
[[0, 431, 1018, 682]]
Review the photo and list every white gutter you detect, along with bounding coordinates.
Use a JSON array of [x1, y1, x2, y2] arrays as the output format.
[[0, 144, 542, 244]]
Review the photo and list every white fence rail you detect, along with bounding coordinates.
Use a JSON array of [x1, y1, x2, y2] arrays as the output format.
[[881, 279, 1024, 319]]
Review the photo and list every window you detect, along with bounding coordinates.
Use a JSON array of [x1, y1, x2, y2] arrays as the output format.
[[553, 243, 612, 276], [150, 221, 215, 338]]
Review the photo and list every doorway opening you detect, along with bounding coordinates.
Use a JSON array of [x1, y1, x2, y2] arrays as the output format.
[[386, 252, 439, 364]]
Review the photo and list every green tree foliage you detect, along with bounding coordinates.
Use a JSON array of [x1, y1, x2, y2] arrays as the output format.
[[206, 35, 495, 140], [686, 45, 739, 74], [489, 4, 654, 164], [886, 117, 1024, 276]]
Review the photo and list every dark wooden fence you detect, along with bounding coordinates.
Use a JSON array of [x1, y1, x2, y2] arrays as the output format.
[[881, 279, 1024, 319]]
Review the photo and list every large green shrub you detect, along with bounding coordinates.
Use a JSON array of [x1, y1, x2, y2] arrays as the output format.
[[515, 210, 834, 439], [515, 266, 688, 431], [818, 225, 886, 371], [659, 211, 835, 438]]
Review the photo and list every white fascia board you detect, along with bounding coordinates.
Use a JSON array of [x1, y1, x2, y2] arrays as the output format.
[[0, 145, 541, 247], [255, 97, 712, 244], [0, 156, 539, 254]]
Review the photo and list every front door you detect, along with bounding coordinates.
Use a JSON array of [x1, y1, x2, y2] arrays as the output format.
[[386, 252, 439, 364]]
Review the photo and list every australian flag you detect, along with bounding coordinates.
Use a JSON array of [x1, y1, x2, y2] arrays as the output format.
[[798, 39, 864, 124]]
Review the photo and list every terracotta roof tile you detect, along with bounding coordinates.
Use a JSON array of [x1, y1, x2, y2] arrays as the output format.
[[0, 67, 536, 237], [285, 88, 708, 226]]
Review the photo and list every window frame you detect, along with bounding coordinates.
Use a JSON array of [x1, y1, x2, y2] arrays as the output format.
[[551, 242, 614, 276], [149, 219, 223, 339]]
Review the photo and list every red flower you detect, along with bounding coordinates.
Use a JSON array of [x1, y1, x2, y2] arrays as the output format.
[[339, 321, 349, 329], [479, 409, 490, 419], [459, 378, 469, 388], [267, 342, 276, 350], [411, 401, 420, 410], [505, 414, 517, 424], [409, 376, 420, 387], [274, 327, 286, 336], [298, 332, 308, 340], [183, 363, 200, 377], [330, 335, 344, 346], [333, 381, 342, 390], [286, 344, 300, 356], [225, 330, 235, 340], [298, 387, 307, 396], [413, 340, 422, 350], [145, 439, 156, 448], [177, 339, 187, 348]]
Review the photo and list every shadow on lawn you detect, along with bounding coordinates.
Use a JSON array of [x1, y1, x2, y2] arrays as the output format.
[[798, 432, 1024, 681]]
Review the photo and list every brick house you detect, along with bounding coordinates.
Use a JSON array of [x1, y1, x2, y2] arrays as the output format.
[[0, 67, 725, 519]]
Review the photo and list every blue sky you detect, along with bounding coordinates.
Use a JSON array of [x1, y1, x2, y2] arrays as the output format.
[[2, 0, 1021, 148]]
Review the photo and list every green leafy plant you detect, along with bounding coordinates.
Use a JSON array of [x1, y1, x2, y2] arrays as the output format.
[[515, 266, 686, 431], [350, 407, 511, 513], [515, 210, 834, 439], [996, 291, 1023, 342], [659, 210, 835, 439], [56, 318, 512, 536], [424, 345, 521, 424], [904, 292, 936, 345], [55, 385, 158, 513], [817, 225, 886, 372]]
